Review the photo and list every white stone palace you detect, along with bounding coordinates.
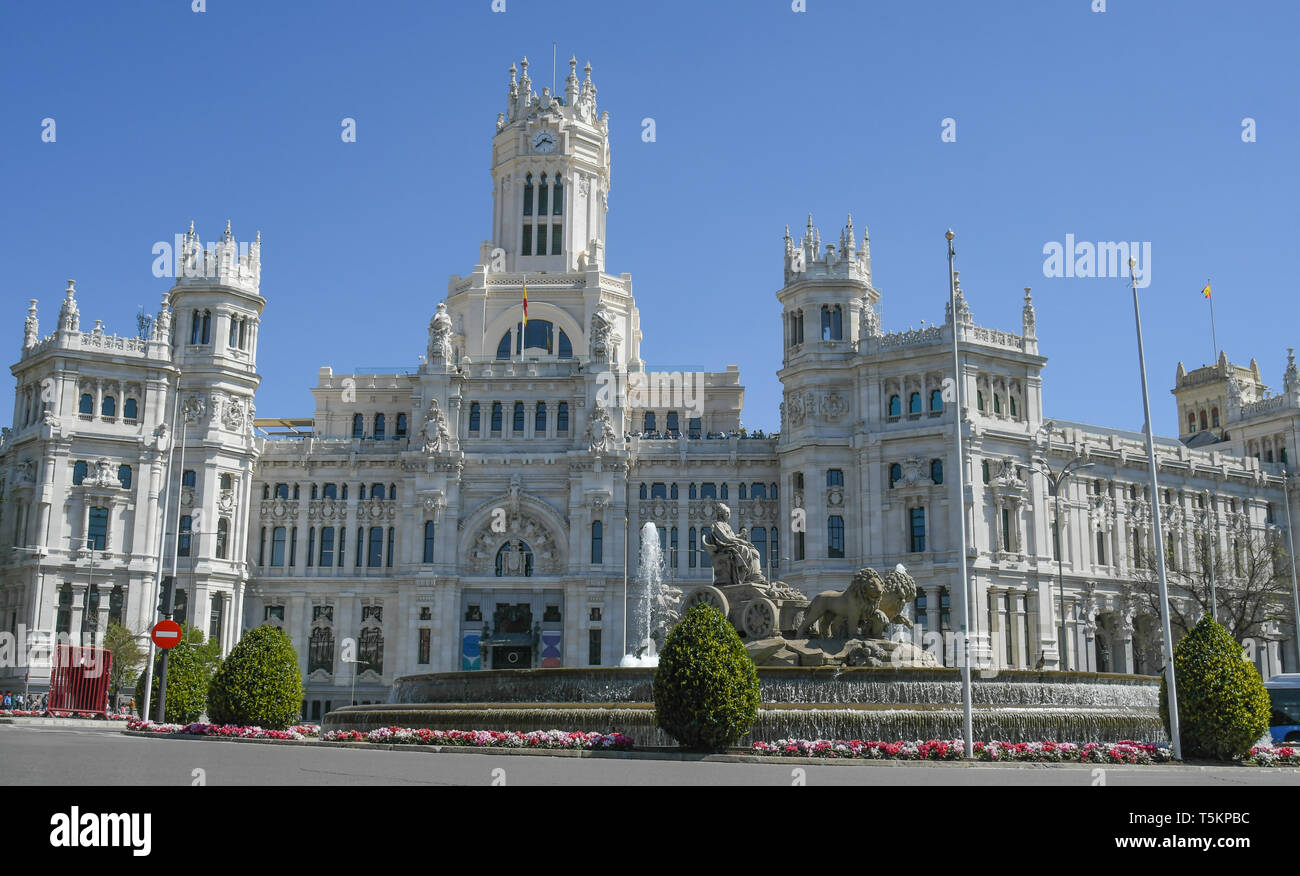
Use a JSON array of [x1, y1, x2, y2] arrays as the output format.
[[2, 57, 1298, 719]]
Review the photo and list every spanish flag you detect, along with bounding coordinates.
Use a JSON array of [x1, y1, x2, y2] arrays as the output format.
[[522, 281, 528, 327], [1201, 283, 1212, 300]]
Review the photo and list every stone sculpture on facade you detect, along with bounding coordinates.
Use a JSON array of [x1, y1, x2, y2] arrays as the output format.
[[589, 306, 616, 362], [427, 302, 454, 366], [586, 405, 619, 453], [420, 400, 453, 453]]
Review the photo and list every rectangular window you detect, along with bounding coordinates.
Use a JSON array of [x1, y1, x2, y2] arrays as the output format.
[[289, 527, 298, 567], [320, 527, 335, 567], [557, 403, 569, 433], [209, 597, 224, 649], [87, 507, 109, 551], [588, 629, 602, 666], [796, 530, 806, 561], [1096, 530, 1106, 565], [368, 527, 383, 567], [306, 527, 315, 567], [258, 527, 266, 566], [551, 223, 562, 255], [688, 527, 697, 568], [699, 483, 717, 499], [521, 224, 532, 256], [423, 521, 435, 564], [536, 223, 547, 255], [828, 516, 844, 558], [386, 527, 394, 567], [1002, 508, 1013, 552], [910, 507, 926, 553], [418, 628, 431, 665], [271, 526, 286, 567], [323, 483, 337, 500], [651, 483, 667, 499], [591, 521, 603, 564], [178, 514, 193, 557]]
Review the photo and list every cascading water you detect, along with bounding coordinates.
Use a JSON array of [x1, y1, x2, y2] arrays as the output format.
[[620, 522, 666, 667]]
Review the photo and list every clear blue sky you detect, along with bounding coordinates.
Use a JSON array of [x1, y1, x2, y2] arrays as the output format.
[[2, 1, 1296, 436]]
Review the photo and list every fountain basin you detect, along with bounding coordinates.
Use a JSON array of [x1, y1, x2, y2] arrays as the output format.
[[323, 667, 1166, 745]]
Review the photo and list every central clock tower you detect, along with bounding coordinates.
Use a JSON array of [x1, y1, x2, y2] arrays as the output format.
[[490, 56, 611, 273]]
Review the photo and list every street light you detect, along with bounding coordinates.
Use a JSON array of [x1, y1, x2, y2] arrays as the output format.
[[1030, 449, 1094, 672], [341, 655, 370, 707]]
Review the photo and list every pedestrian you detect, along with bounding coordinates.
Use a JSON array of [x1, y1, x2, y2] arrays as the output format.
[[2, 691, 11, 709]]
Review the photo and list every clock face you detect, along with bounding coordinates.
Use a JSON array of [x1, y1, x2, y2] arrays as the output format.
[[531, 130, 557, 153]]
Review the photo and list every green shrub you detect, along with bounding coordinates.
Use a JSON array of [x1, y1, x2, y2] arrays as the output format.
[[653, 603, 760, 751], [1160, 615, 1270, 761], [135, 640, 208, 724], [207, 624, 303, 730]]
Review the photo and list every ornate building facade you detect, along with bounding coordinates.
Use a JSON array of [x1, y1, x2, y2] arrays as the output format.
[[2, 57, 1297, 718]]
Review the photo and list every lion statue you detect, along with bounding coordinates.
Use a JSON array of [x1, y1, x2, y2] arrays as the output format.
[[859, 566, 917, 639], [797, 565, 918, 640], [798, 574, 870, 639]]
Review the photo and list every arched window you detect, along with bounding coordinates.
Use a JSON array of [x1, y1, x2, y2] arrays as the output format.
[[423, 521, 436, 563], [909, 393, 922, 415], [557, 402, 569, 433], [535, 402, 547, 433], [552, 174, 563, 215], [395, 413, 408, 438], [930, 459, 943, 485], [889, 463, 902, 488], [930, 390, 943, 412], [118, 464, 132, 489], [79, 393, 93, 415], [373, 413, 385, 440], [491, 402, 503, 432], [371, 483, 385, 500], [888, 395, 901, 417], [1199, 410, 1207, 431], [538, 173, 549, 217], [495, 541, 534, 577], [98, 395, 115, 417], [739, 483, 748, 500], [523, 172, 534, 217], [977, 391, 985, 412], [522, 319, 556, 352], [558, 330, 572, 358], [827, 469, 844, 487], [191, 311, 201, 345], [352, 414, 364, 439], [367, 527, 384, 567], [827, 516, 845, 558], [720, 483, 728, 500], [591, 521, 603, 564], [322, 483, 337, 500], [1211, 407, 1220, 428], [993, 395, 1002, 415], [319, 527, 335, 566], [216, 517, 230, 559], [982, 459, 991, 484], [639, 484, 648, 500], [752, 527, 767, 569], [644, 411, 656, 432], [666, 412, 679, 433], [688, 527, 698, 568], [72, 460, 88, 485], [910, 507, 926, 553], [309, 627, 334, 674], [689, 483, 697, 500], [831, 305, 842, 340], [751, 483, 767, 499], [513, 402, 525, 433], [821, 305, 831, 341], [670, 483, 679, 500], [1009, 397, 1018, 418], [1187, 411, 1196, 432], [470, 402, 481, 433], [124, 398, 138, 419], [496, 331, 513, 360]]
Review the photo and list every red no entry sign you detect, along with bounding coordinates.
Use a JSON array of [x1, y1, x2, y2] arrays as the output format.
[[151, 620, 183, 650]]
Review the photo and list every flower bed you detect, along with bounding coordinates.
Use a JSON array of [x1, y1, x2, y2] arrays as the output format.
[[1246, 744, 1300, 767], [322, 727, 634, 751], [752, 738, 1173, 765], [1, 709, 133, 720], [125, 720, 320, 740]]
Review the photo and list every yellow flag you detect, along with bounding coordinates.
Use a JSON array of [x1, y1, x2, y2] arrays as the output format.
[[522, 281, 528, 326], [1201, 283, 1211, 300]]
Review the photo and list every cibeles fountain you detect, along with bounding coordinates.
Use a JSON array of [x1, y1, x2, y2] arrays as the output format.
[[325, 507, 1164, 746]]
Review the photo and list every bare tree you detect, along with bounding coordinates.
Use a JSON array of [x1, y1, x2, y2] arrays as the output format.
[[1123, 526, 1293, 644]]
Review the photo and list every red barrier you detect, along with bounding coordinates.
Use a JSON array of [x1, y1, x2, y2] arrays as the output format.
[[47, 645, 112, 717]]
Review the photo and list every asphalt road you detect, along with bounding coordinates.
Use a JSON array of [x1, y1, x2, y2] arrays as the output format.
[[3, 723, 1299, 786]]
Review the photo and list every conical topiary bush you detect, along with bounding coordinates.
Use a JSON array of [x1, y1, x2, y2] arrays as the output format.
[[653, 603, 760, 751], [1160, 614, 1270, 761]]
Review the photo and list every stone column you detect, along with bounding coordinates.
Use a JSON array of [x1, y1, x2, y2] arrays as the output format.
[[563, 578, 582, 667], [924, 585, 942, 662], [1012, 591, 1028, 669], [69, 582, 87, 646], [986, 585, 1002, 670]]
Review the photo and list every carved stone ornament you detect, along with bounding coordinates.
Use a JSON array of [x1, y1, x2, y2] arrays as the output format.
[[427, 302, 454, 365], [587, 405, 619, 453], [421, 399, 453, 453]]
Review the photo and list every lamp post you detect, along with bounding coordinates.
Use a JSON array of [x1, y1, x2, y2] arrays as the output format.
[[11, 546, 48, 705], [945, 229, 973, 757], [1282, 468, 1300, 672], [1031, 450, 1094, 672], [342, 656, 370, 707], [1128, 258, 1181, 761]]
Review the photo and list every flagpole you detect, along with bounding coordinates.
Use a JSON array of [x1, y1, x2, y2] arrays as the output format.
[[1207, 278, 1218, 362]]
